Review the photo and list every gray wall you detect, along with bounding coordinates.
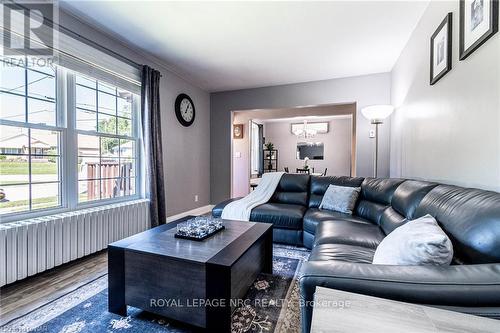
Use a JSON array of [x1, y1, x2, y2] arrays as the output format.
[[60, 10, 211, 216], [264, 118, 351, 176], [210, 73, 391, 204], [390, 0, 500, 191]]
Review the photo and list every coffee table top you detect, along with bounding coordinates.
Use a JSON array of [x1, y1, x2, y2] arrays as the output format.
[[109, 217, 272, 265]]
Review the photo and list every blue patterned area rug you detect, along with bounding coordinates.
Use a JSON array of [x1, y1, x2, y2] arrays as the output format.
[[2, 244, 309, 333]]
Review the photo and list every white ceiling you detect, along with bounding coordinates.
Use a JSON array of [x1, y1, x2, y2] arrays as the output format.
[[61, 1, 429, 92]]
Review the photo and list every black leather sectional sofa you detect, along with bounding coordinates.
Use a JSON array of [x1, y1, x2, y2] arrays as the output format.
[[212, 174, 500, 332]]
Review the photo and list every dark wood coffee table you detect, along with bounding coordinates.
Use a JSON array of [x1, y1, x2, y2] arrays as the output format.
[[108, 217, 273, 331]]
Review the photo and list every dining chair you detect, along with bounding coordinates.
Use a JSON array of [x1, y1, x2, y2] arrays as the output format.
[[284, 167, 289, 173], [322, 168, 328, 176]]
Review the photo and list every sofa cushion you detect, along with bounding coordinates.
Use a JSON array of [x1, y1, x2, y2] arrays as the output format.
[[379, 207, 407, 234], [308, 244, 375, 263], [309, 176, 365, 208], [269, 173, 310, 206], [415, 185, 500, 264], [360, 178, 405, 205], [391, 180, 437, 219], [251, 203, 306, 230], [355, 200, 389, 226], [313, 220, 385, 249], [354, 178, 405, 225], [303, 208, 370, 234]]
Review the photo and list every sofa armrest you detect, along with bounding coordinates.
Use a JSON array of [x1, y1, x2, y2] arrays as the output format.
[[299, 261, 500, 333], [211, 197, 243, 218]]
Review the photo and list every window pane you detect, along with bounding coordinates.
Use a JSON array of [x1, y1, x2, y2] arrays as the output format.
[[129, 177, 136, 196], [79, 179, 100, 202], [100, 137, 119, 157], [31, 182, 60, 210], [30, 129, 59, 155], [120, 158, 135, 178], [98, 82, 115, 95], [29, 64, 56, 76], [76, 109, 97, 131], [28, 98, 55, 125], [76, 85, 96, 111], [97, 113, 116, 134], [115, 177, 135, 197], [78, 134, 100, 157], [0, 125, 29, 154], [76, 75, 96, 89], [117, 96, 132, 118], [27, 69, 56, 101], [31, 156, 59, 183], [71, 75, 139, 207], [0, 156, 29, 185], [119, 139, 135, 158], [117, 117, 132, 136], [101, 177, 120, 199], [78, 156, 100, 180], [101, 159, 119, 179], [0, 93, 26, 122], [0, 64, 25, 95], [0, 184, 29, 214], [98, 91, 116, 115]]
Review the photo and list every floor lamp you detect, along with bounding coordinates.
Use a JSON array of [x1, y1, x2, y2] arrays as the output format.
[[361, 105, 394, 178]]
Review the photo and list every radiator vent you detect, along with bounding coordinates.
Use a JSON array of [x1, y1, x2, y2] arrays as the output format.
[[0, 199, 150, 287]]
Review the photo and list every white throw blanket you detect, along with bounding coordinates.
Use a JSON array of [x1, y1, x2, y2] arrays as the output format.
[[221, 172, 285, 221]]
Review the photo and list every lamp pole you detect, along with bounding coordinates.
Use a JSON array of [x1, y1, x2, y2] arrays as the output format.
[[372, 120, 382, 178], [361, 105, 394, 179]]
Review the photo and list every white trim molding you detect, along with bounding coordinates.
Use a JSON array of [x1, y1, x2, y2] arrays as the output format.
[[166, 205, 215, 223]]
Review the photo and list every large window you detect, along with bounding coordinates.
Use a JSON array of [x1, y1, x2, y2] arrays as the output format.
[[0, 58, 140, 218]]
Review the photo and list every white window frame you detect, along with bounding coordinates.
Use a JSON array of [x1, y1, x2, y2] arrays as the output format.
[[0, 67, 142, 223]]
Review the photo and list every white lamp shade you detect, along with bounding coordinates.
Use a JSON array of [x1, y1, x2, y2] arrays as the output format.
[[361, 105, 395, 123]]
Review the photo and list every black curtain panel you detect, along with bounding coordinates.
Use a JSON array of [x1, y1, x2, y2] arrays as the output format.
[[258, 124, 264, 176], [141, 65, 166, 227]]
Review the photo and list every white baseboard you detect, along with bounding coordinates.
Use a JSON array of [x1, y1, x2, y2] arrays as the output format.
[[166, 205, 215, 223]]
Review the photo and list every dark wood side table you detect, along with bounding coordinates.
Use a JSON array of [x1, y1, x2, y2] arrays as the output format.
[[108, 217, 273, 332]]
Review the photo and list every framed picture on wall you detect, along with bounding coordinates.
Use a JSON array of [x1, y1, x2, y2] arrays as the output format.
[[430, 13, 453, 85], [233, 124, 244, 139], [459, 0, 499, 60]]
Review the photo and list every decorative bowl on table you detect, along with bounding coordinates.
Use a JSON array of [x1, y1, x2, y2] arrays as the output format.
[[174, 216, 225, 241]]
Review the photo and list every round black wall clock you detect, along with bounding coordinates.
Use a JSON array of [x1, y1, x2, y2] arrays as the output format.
[[175, 93, 195, 127]]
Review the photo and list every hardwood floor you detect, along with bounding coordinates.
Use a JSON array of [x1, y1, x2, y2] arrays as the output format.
[[0, 250, 108, 326]]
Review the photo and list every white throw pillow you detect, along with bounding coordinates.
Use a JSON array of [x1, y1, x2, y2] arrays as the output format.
[[372, 214, 454, 266], [319, 185, 361, 215]]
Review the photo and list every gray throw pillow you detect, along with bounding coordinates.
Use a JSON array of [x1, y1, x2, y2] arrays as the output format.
[[319, 185, 361, 215], [372, 214, 453, 266]]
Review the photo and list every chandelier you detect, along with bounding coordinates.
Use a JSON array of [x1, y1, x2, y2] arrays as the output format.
[[293, 120, 317, 138]]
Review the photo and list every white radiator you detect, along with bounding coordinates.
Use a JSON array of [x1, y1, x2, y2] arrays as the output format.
[[0, 199, 150, 287]]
